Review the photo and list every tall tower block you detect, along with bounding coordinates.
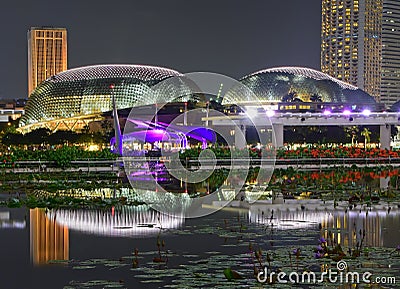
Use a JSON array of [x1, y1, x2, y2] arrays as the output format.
[[28, 27, 67, 96]]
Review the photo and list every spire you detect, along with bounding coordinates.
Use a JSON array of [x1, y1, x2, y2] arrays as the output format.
[[111, 84, 122, 155]]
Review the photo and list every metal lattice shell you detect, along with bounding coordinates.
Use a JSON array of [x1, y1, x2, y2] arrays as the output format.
[[223, 66, 376, 105], [20, 64, 191, 127]]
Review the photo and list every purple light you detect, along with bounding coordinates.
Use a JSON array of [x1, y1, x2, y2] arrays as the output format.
[[323, 109, 331, 116], [362, 109, 371, 116], [266, 110, 275, 117], [343, 109, 351, 116]]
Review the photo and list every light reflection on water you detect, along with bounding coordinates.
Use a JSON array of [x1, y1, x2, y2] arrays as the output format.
[[46, 205, 184, 237], [0, 211, 26, 229], [29, 206, 184, 265], [249, 205, 400, 247], [28, 203, 400, 265], [1, 200, 398, 289], [21, 187, 400, 268]]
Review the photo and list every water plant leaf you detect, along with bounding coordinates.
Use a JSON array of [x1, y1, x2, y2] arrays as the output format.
[[72, 265, 96, 270], [223, 268, 243, 281]]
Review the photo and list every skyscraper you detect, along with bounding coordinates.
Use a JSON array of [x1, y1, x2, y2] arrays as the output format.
[[27, 27, 67, 96], [321, 0, 400, 106], [381, 1, 400, 106]]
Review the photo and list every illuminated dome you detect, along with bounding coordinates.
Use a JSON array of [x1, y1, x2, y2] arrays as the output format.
[[390, 100, 400, 112], [19, 64, 193, 130], [223, 67, 376, 105]]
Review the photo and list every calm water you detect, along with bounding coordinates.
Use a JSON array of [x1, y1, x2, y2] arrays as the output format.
[[1, 202, 399, 289]]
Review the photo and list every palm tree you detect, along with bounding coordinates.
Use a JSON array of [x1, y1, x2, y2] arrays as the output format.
[[361, 127, 371, 150], [310, 94, 322, 102], [282, 91, 297, 102]]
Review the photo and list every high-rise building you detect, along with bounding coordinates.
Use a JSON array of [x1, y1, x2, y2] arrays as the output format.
[[321, 0, 400, 106], [27, 27, 67, 96], [381, 1, 400, 106]]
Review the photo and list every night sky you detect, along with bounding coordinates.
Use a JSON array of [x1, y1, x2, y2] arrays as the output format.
[[0, 0, 321, 99]]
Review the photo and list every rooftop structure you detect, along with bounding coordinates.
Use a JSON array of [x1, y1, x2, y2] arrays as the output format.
[[19, 64, 193, 132], [223, 67, 377, 109]]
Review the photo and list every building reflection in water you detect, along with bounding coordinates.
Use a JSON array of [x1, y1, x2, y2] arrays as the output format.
[[30, 208, 69, 265], [46, 205, 184, 238], [249, 207, 327, 229], [320, 210, 398, 248], [249, 206, 400, 247]]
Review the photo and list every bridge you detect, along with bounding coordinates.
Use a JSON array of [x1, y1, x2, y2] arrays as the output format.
[[204, 111, 400, 150]]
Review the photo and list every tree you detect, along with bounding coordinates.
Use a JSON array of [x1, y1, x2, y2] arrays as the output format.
[[282, 91, 303, 103], [47, 130, 79, 145], [282, 91, 296, 102], [101, 120, 115, 143], [344, 126, 359, 146], [24, 128, 51, 145], [361, 127, 371, 149], [2, 132, 23, 145], [310, 94, 323, 102]]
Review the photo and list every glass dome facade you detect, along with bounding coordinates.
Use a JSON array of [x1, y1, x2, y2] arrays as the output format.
[[223, 67, 376, 105], [390, 100, 400, 112], [20, 65, 381, 132], [19, 64, 193, 128]]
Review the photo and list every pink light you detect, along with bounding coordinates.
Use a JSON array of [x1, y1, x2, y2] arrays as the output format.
[[362, 109, 371, 116], [323, 109, 331, 116], [343, 109, 351, 116]]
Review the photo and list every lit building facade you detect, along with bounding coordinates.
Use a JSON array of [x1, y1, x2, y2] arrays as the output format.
[[381, 1, 400, 105], [28, 27, 67, 96], [224, 67, 376, 106], [321, 0, 382, 100], [19, 64, 193, 132], [321, 0, 400, 106], [19, 65, 380, 133]]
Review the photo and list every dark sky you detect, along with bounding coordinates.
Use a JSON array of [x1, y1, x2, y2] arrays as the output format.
[[0, 0, 321, 99]]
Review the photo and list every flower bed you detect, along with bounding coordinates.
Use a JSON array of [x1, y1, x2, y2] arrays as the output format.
[[268, 166, 400, 186], [180, 146, 400, 160], [277, 146, 400, 159]]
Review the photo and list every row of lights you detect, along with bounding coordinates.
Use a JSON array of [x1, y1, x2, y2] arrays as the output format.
[[265, 108, 372, 118], [325, 108, 371, 116]]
